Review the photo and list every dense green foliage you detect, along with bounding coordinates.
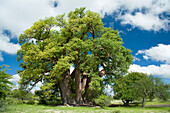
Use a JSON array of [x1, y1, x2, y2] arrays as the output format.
[[0, 98, 14, 112], [114, 72, 170, 108], [34, 89, 62, 105], [17, 7, 133, 105], [153, 78, 170, 102], [0, 65, 13, 111], [94, 94, 112, 108], [113, 72, 146, 106], [10, 89, 33, 100], [0, 65, 13, 99], [133, 75, 155, 108], [134, 75, 170, 108]]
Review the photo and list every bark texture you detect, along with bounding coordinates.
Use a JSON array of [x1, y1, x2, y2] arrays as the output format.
[[75, 60, 83, 104], [142, 96, 146, 108], [59, 70, 76, 105]]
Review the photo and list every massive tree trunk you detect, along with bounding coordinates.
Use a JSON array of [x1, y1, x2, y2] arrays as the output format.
[[75, 60, 83, 104], [82, 69, 105, 104], [59, 70, 76, 105], [82, 76, 92, 104]]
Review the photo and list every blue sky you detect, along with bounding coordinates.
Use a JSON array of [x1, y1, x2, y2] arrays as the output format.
[[0, 0, 170, 91]]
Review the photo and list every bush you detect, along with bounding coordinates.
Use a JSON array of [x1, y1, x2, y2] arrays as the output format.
[[5, 97, 24, 105], [15, 100, 23, 105], [27, 100, 35, 105], [0, 97, 24, 112], [0, 98, 14, 111], [0, 99, 8, 112], [95, 94, 112, 108]]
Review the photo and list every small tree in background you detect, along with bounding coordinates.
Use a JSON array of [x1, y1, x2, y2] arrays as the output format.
[[0, 65, 13, 111], [114, 72, 169, 108], [133, 75, 169, 108], [113, 72, 146, 106], [153, 77, 170, 102], [133, 75, 154, 108], [0, 65, 13, 99]]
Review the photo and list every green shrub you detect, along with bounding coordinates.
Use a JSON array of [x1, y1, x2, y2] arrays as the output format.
[[15, 99, 23, 105], [0, 97, 24, 112], [0, 99, 8, 112], [27, 100, 35, 105], [0, 98, 13, 111], [95, 94, 112, 108], [5, 97, 24, 105]]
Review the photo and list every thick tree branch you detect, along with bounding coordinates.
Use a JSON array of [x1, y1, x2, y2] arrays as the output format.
[[82, 72, 87, 92]]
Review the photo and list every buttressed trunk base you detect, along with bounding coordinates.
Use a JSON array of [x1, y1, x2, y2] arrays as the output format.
[[59, 70, 76, 105], [75, 60, 83, 104]]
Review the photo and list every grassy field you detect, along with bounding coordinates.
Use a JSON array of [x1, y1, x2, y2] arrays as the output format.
[[4, 103, 170, 113]]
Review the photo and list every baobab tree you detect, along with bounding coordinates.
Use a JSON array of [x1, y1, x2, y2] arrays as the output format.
[[17, 7, 133, 105]]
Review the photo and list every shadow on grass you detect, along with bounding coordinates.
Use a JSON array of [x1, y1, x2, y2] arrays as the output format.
[[109, 102, 140, 107]]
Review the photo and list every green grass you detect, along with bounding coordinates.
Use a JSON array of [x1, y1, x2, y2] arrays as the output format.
[[4, 101, 170, 113], [145, 101, 170, 106]]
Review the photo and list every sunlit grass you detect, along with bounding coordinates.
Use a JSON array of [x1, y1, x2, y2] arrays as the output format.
[[5, 101, 170, 113], [146, 101, 170, 105]]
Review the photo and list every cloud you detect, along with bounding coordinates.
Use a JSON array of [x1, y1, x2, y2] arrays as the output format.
[[0, 0, 169, 36], [31, 82, 42, 93], [143, 55, 149, 60], [0, 29, 20, 61], [136, 44, 170, 64], [0, 37, 21, 55], [132, 44, 170, 79], [0, 52, 3, 61], [119, 0, 170, 31], [129, 64, 170, 78], [0, 33, 21, 60], [9, 74, 20, 83], [120, 12, 169, 31], [133, 56, 140, 61]]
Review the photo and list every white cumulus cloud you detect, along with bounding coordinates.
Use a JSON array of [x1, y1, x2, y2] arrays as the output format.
[[129, 64, 170, 78], [120, 12, 169, 31], [132, 44, 170, 79], [0, 0, 169, 36], [0, 34, 21, 60], [0, 37, 20, 55], [133, 56, 140, 61], [9, 74, 20, 83], [136, 44, 170, 64], [143, 55, 149, 60], [119, 0, 170, 31]]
